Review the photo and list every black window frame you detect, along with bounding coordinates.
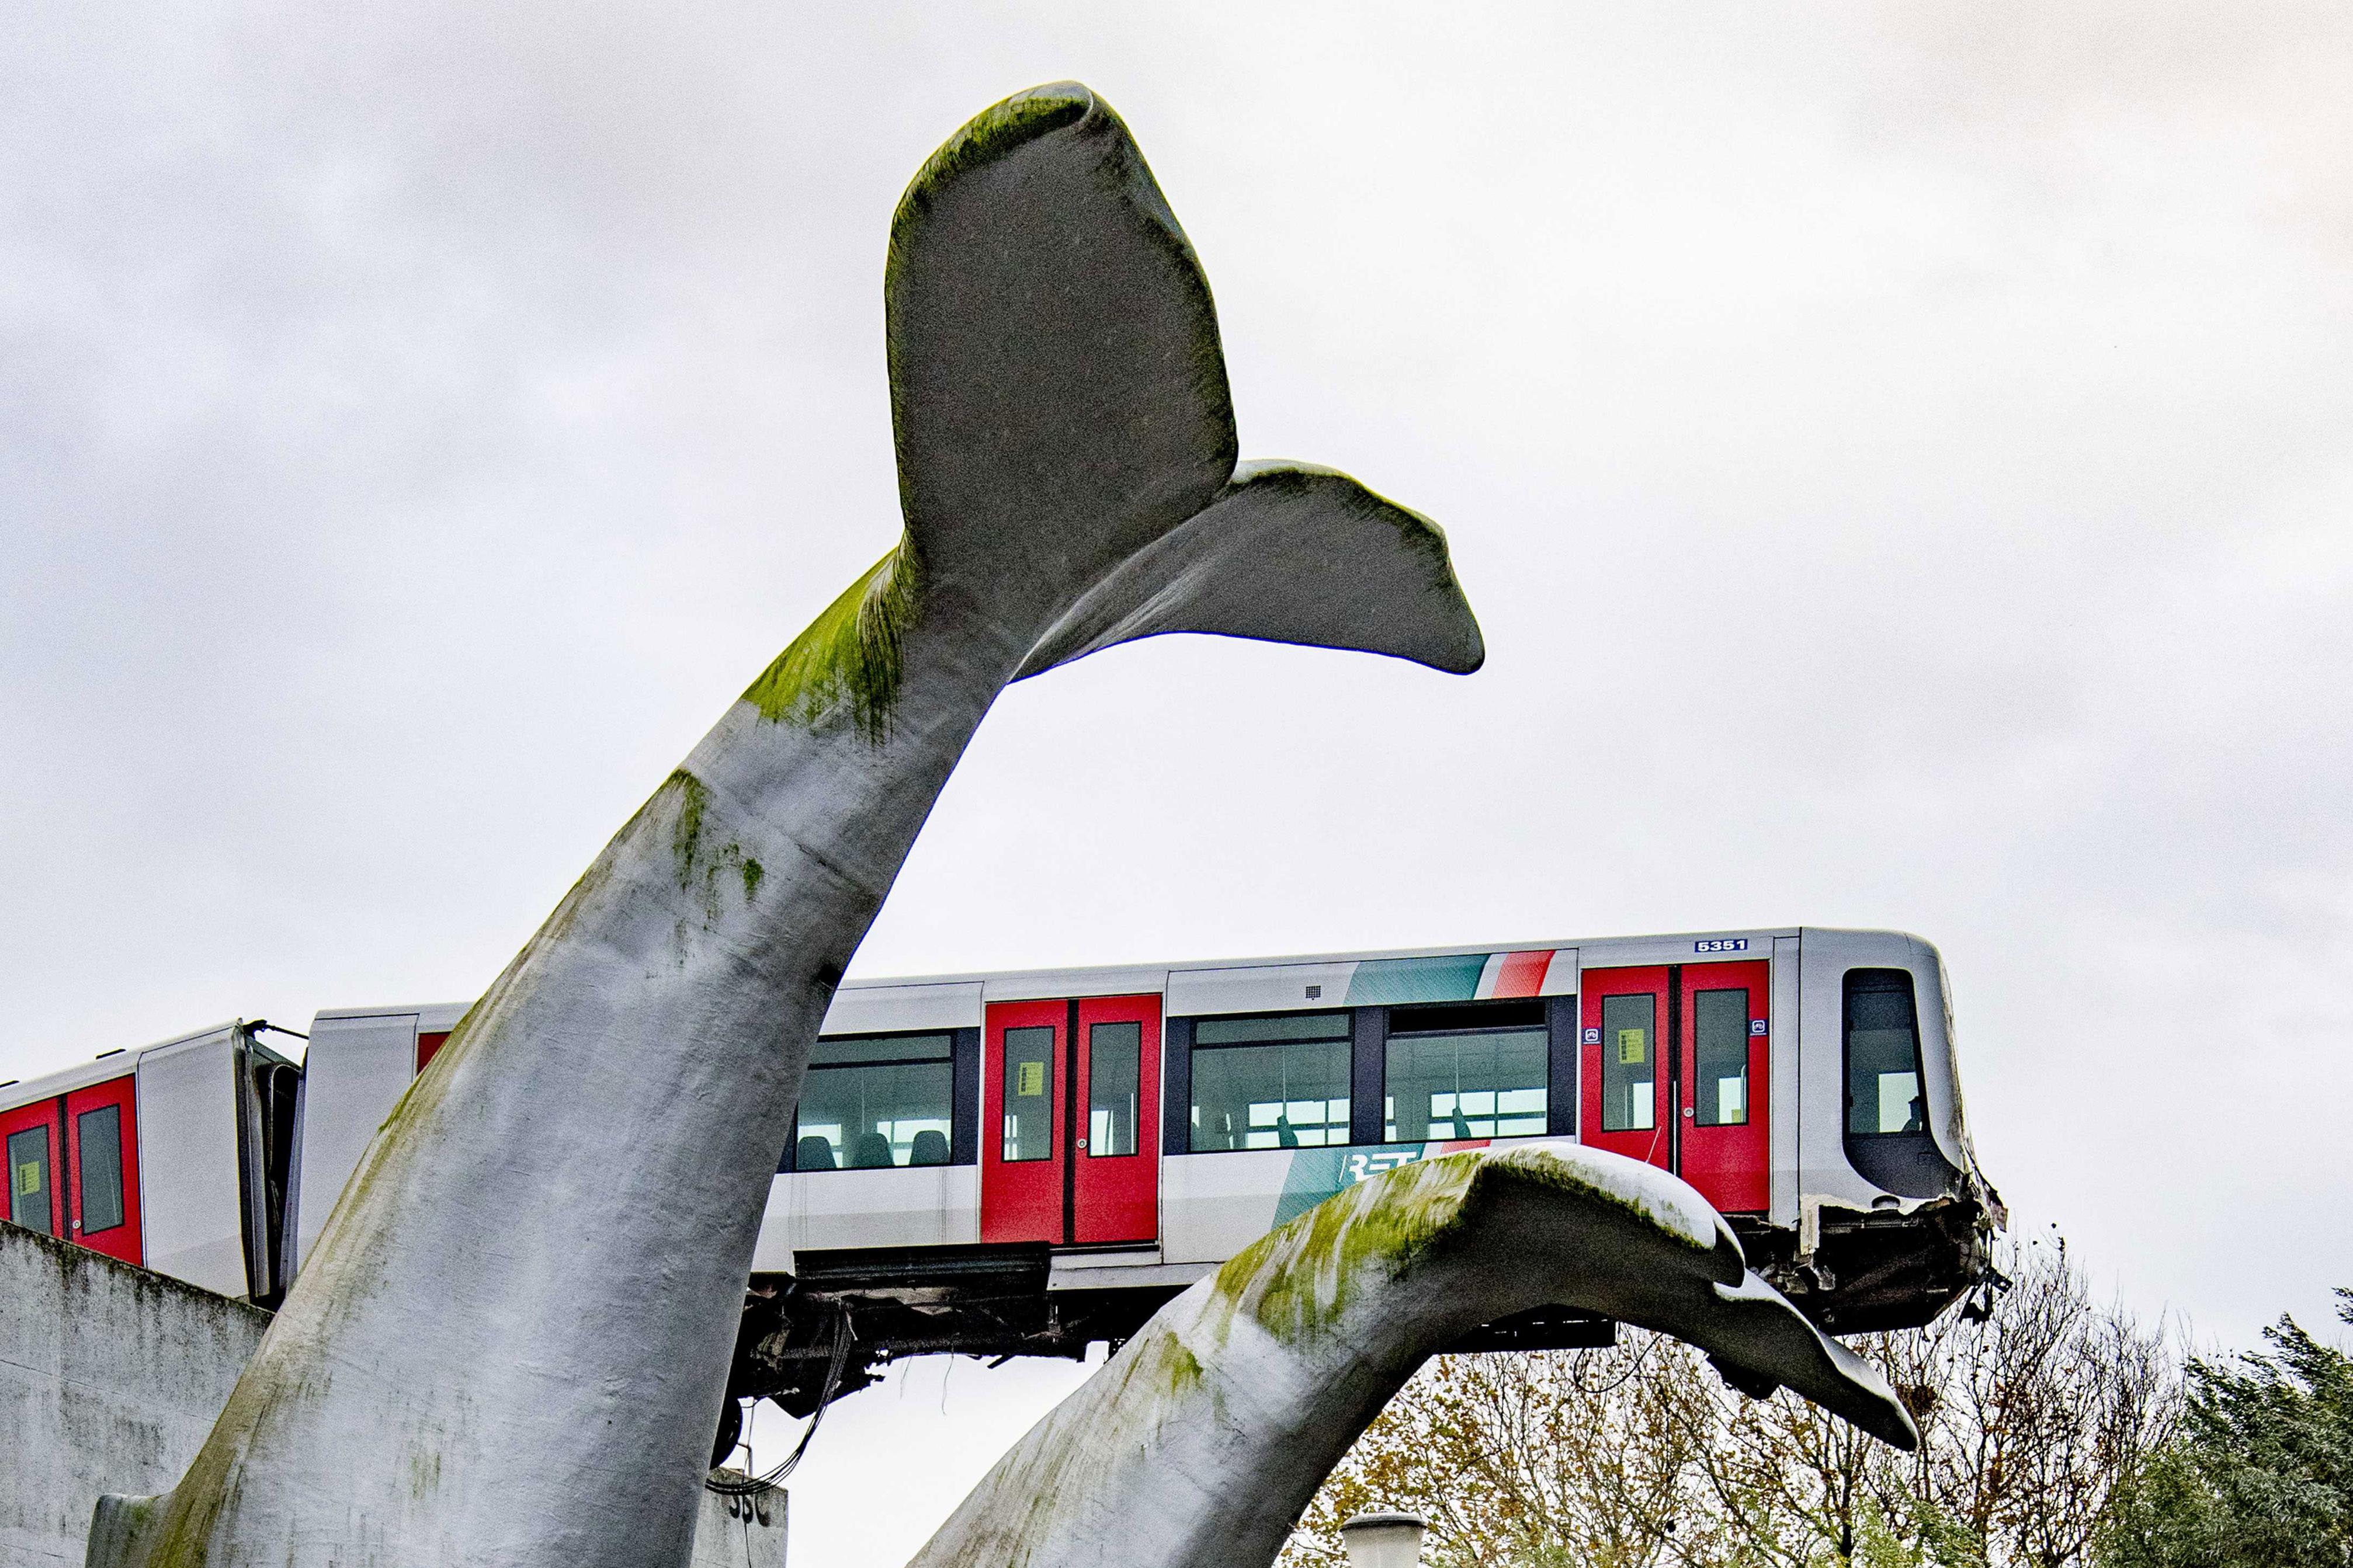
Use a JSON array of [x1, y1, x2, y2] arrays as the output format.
[[1170, 993, 1582, 1154], [1840, 968, 1959, 1200], [782, 1026, 980, 1173], [74, 1103, 126, 1235], [1180, 1010, 1356, 1154], [1381, 999, 1553, 1144]]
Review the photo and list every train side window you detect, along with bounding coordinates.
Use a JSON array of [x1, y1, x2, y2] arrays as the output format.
[[1189, 1012, 1351, 1152], [8, 1125, 53, 1235], [1692, 989, 1749, 1127], [792, 1032, 956, 1171], [1845, 970, 1925, 1136], [1000, 1027, 1056, 1163], [1598, 993, 1656, 1132], [76, 1105, 125, 1233], [1087, 1021, 1141, 1158], [1382, 1001, 1547, 1142]]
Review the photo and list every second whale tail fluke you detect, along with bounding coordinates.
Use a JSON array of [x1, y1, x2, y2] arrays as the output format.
[[881, 82, 1483, 685]]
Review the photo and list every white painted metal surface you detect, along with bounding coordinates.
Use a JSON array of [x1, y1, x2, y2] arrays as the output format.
[[815, 981, 982, 1037], [134, 1027, 248, 1298], [290, 1011, 421, 1270], [755, 1164, 981, 1269]]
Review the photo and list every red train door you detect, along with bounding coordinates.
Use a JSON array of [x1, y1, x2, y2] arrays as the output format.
[[1072, 995, 1160, 1244], [4, 1097, 61, 1237], [65, 1076, 142, 1264], [981, 996, 1163, 1246], [981, 1000, 1067, 1243], [1677, 960, 1770, 1215], [1581, 968, 1671, 1170]]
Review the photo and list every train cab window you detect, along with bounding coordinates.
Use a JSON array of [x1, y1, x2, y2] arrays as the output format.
[[1189, 1012, 1351, 1152], [9, 1125, 53, 1234], [76, 1105, 125, 1233], [1692, 989, 1750, 1127], [1382, 1002, 1547, 1142], [1845, 970, 1926, 1135], [793, 1033, 955, 1171], [1001, 1026, 1056, 1163], [1598, 993, 1656, 1132], [1087, 1021, 1141, 1158]]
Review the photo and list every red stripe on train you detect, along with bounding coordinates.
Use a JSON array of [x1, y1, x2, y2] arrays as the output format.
[[1492, 949, 1553, 997]]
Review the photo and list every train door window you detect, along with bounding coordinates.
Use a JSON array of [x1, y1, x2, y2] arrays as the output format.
[[1001, 1026, 1057, 1162], [75, 1104, 125, 1232], [1086, 1021, 1140, 1158], [1598, 993, 1657, 1132], [1382, 1002, 1547, 1142], [1691, 989, 1749, 1127], [1189, 1012, 1351, 1151], [793, 1033, 955, 1171], [1844, 971, 1925, 1136], [8, 1123, 53, 1235]]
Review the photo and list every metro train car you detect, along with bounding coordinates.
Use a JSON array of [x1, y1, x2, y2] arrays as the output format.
[[1, 1021, 300, 1302], [5, 924, 2001, 1419], [279, 925, 2003, 1410]]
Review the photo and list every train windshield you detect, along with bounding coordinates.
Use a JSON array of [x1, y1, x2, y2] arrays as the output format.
[[1844, 970, 1925, 1136]]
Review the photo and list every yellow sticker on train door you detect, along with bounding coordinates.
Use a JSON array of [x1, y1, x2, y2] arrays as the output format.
[[1016, 1061, 1044, 1097], [15, 1162, 39, 1195], [1616, 1029, 1646, 1065]]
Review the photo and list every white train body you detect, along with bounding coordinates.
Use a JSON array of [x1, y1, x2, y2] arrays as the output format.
[[6, 926, 2000, 1381]]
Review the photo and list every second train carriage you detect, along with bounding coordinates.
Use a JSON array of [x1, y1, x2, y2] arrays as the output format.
[[5, 924, 2002, 1418]]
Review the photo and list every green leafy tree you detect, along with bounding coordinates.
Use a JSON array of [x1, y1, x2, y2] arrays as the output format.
[[2099, 1289, 2353, 1568]]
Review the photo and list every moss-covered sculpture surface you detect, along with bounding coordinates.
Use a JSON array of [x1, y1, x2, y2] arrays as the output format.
[[910, 1145, 1913, 1568]]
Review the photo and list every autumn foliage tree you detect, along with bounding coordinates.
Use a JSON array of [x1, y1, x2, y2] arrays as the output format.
[[1284, 1240, 2174, 1568]]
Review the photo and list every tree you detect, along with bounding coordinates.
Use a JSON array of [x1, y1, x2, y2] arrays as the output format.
[[1285, 1240, 2175, 1568], [2098, 1289, 2353, 1568]]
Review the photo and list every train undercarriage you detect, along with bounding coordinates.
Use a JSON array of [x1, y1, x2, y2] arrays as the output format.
[[721, 1192, 2001, 1420]]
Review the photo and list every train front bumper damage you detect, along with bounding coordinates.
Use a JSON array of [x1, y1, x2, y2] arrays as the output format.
[[1738, 1193, 2003, 1335]]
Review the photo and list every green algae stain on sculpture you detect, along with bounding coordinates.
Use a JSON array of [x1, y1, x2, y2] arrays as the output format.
[[668, 770, 713, 886], [742, 543, 922, 740], [892, 85, 1091, 235], [1210, 1153, 1484, 1346], [909, 1144, 1917, 1568]]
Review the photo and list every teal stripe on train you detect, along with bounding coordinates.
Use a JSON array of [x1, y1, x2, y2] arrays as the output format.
[[1342, 953, 1489, 1006]]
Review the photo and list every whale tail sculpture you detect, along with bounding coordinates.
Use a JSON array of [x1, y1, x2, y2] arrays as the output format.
[[910, 1145, 1918, 1568], [91, 84, 1488, 1568], [745, 82, 1483, 763]]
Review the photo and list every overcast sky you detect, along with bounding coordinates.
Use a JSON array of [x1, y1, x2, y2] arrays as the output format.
[[5, 3, 2348, 1561]]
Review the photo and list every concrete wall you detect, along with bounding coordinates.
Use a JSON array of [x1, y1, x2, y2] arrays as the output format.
[[0, 1222, 785, 1567]]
